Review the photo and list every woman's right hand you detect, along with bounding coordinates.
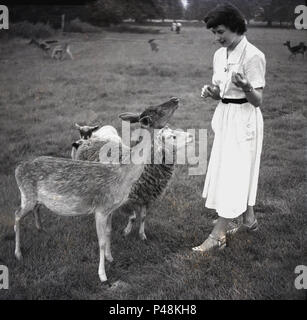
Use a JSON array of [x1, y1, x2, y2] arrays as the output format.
[[201, 84, 220, 100]]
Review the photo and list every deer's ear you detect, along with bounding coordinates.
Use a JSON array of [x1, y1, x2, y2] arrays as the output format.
[[119, 112, 140, 123], [139, 116, 153, 128]]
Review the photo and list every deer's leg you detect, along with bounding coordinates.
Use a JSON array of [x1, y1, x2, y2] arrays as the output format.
[[139, 206, 147, 241], [14, 195, 36, 261], [67, 47, 74, 60], [105, 213, 113, 263], [95, 211, 108, 283], [33, 204, 42, 230], [123, 210, 137, 237]]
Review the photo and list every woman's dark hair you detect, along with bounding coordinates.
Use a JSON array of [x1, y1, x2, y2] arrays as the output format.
[[204, 3, 247, 35]]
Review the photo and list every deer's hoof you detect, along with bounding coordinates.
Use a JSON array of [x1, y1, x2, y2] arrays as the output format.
[[106, 254, 113, 263], [99, 273, 108, 283], [15, 251, 23, 261], [139, 233, 147, 241]]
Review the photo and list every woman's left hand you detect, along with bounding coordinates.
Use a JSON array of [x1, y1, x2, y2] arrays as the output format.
[[231, 72, 250, 89]]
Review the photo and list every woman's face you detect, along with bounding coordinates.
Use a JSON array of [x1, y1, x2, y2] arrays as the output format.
[[211, 25, 240, 47]]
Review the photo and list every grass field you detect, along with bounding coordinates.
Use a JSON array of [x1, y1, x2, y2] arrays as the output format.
[[0, 24, 306, 300]]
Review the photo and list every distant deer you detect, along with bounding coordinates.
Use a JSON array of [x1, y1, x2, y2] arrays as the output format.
[[283, 41, 306, 60], [29, 38, 58, 53], [29, 38, 73, 60], [148, 39, 159, 52], [298, 42, 306, 58], [51, 43, 74, 60], [14, 97, 179, 284]]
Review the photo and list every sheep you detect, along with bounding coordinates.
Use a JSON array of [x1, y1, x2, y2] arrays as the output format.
[[14, 97, 179, 284], [72, 124, 193, 241], [72, 124, 123, 160], [75, 123, 100, 140]]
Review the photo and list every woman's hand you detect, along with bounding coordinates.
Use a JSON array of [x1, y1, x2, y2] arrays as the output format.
[[231, 72, 252, 91], [232, 72, 263, 107], [201, 84, 221, 100]]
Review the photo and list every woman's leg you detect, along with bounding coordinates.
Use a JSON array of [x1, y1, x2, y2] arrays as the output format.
[[192, 217, 231, 251], [242, 205, 256, 226]]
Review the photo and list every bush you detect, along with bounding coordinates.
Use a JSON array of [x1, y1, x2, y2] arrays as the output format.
[[108, 25, 161, 34], [9, 21, 55, 39], [65, 18, 102, 33]]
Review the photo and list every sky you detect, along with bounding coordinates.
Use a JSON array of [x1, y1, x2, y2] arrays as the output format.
[[181, 0, 188, 9]]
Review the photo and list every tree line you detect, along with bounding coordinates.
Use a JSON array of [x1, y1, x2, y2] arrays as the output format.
[[9, 0, 184, 27], [185, 0, 304, 26], [9, 0, 304, 27]]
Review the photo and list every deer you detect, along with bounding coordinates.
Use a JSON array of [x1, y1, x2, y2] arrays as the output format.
[[28, 38, 73, 60], [28, 38, 58, 54], [14, 97, 179, 284], [51, 43, 74, 60], [71, 123, 193, 241], [283, 41, 306, 60], [148, 39, 159, 52]]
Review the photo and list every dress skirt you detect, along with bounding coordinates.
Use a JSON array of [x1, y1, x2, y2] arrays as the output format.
[[202, 101, 263, 218]]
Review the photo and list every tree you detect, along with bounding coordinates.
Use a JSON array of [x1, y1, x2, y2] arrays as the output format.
[[87, 0, 124, 26], [256, 0, 302, 27], [122, 0, 165, 22], [185, 0, 217, 21], [185, 0, 258, 22], [162, 0, 184, 20]]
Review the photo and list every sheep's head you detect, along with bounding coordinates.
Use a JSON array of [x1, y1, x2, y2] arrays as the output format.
[[157, 126, 193, 151], [118, 97, 179, 129], [75, 123, 99, 140]]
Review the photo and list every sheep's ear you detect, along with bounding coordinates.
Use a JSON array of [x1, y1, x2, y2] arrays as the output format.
[[139, 115, 153, 128], [118, 112, 140, 123], [75, 123, 81, 129], [92, 125, 100, 132]]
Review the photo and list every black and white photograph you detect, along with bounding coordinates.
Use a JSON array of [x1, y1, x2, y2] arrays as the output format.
[[0, 0, 306, 303]]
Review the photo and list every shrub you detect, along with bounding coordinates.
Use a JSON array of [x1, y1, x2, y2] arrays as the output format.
[[9, 21, 55, 39], [65, 18, 102, 33], [108, 25, 161, 34]]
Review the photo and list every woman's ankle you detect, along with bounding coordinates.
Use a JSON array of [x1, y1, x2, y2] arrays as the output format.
[[243, 207, 255, 225]]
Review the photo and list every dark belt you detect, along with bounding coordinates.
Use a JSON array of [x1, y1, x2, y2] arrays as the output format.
[[221, 98, 248, 104]]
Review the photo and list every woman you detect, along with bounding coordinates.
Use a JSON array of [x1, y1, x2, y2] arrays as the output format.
[[193, 4, 266, 252]]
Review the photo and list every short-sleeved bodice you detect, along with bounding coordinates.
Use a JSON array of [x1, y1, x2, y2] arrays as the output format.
[[212, 36, 266, 99]]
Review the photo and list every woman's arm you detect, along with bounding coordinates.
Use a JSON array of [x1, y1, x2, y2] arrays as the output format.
[[243, 86, 263, 107], [232, 72, 263, 107]]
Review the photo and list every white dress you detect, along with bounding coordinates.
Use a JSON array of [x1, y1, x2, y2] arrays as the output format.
[[202, 36, 266, 219]]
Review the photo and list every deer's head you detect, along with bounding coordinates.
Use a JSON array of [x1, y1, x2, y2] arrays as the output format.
[[119, 97, 179, 129]]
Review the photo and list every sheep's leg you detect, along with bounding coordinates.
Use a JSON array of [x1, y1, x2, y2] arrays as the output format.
[[105, 213, 113, 263], [139, 206, 147, 241], [123, 211, 136, 237], [95, 211, 108, 283], [14, 198, 36, 260]]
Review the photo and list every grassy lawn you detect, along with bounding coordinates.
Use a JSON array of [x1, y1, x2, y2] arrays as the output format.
[[0, 25, 306, 300]]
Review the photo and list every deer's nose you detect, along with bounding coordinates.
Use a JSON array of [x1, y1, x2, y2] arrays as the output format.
[[170, 97, 180, 103]]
